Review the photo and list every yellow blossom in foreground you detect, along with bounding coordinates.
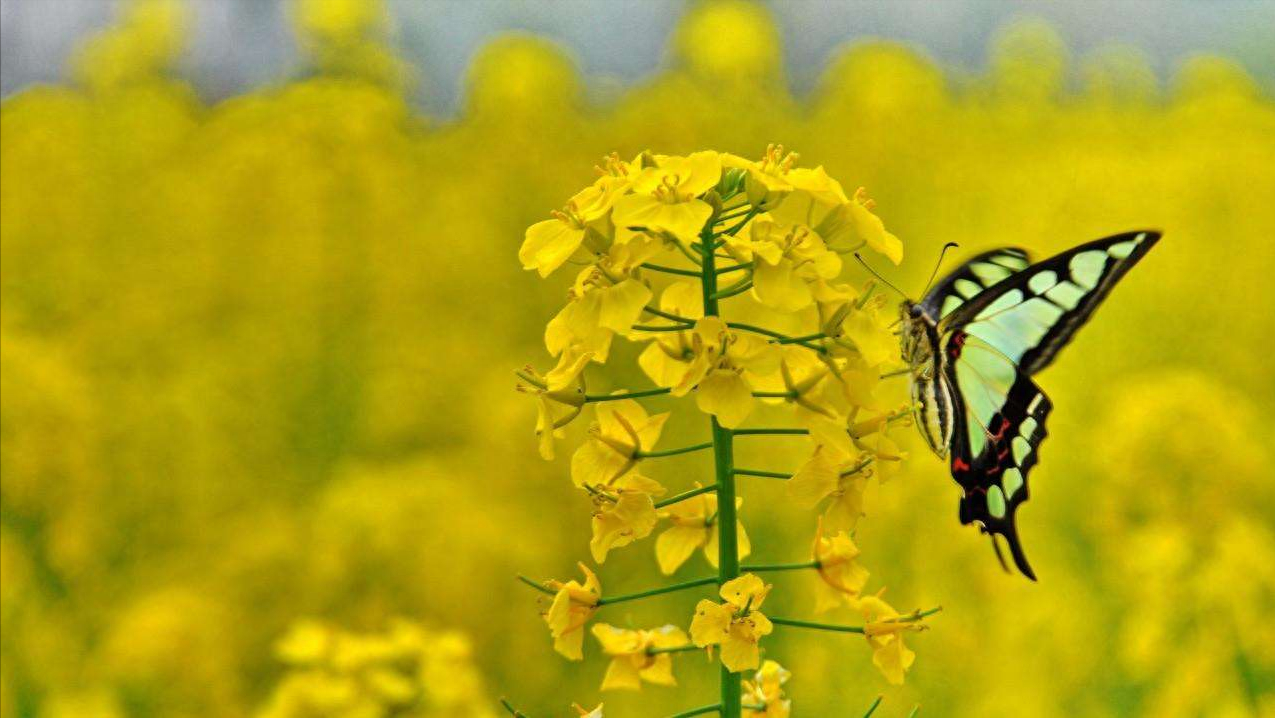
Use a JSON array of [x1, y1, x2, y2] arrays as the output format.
[[544, 265, 652, 362], [690, 574, 774, 672], [571, 399, 669, 488], [722, 144, 799, 209], [743, 660, 792, 718], [856, 593, 927, 685], [590, 623, 690, 691], [812, 519, 870, 612], [655, 489, 751, 574], [726, 216, 841, 312], [589, 473, 665, 563], [612, 151, 722, 246], [521, 176, 629, 277], [544, 564, 602, 660], [766, 168, 902, 265]]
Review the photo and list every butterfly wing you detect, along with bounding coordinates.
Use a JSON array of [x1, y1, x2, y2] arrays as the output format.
[[944, 332, 1051, 579], [941, 231, 1161, 375], [920, 247, 1033, 321], [930, 230, 1160, 578]]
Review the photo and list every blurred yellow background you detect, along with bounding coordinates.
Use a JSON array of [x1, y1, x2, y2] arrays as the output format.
[[2, 0, 1273, 716]]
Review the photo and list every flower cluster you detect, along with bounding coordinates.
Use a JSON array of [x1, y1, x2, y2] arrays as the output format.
[[258, 618, 495, 718], [514, 147, 936, 716]]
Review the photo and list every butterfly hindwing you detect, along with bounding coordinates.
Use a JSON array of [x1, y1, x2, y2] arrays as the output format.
[[946, 350, 1052, 580]]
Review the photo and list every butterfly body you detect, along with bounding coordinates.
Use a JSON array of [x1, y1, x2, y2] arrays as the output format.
[[899, 231, 1161, 579]]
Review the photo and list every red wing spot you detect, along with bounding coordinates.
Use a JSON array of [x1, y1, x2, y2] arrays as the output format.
[[991, 416, 1011, 442], [948, 331, 967, 359], [952, 457, 971, 472]]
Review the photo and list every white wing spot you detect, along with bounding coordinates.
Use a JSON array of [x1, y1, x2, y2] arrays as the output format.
[[1028, 270, 1058, 294], [1069, 251, 1107, 289], [955, 278, 982, 298], [1045, 281, 1085, 310], [1002, 467, 1024, 499]]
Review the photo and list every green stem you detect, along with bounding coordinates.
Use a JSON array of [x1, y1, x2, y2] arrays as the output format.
[[862, 696, 884, 718], [731, 428, 809, 436], [700, 223, 743, 718], [500, 697, 530, 717], [733, 468, 792, 480], [776, 332, 826, 344], [716, 262, 752, 275], [669, 705, 721, 718], [741, 560, 820, 573], [632, 324, 689, 333], [710, 278, 753, 301], [714, 208, 759, 238], [768, 616, 866, 634], [516, 575, 554, 595], [750, 391, 796, 399], [715, 207, 753, 223], [654, 484, 719, 509], [647, 643, 702, 656], [636, 441, 714, 459], [726, 323, 826, 353], [643, 305, 696, 325], [584, 387, 671, 402], [907, 707, 921, 718], [596, 576, 718, 606], [643, 262, 702, 277]]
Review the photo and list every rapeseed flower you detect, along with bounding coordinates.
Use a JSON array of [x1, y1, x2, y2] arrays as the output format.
[[690, 574, 774, 672], [590, 623, 690, 690], [655, 489, 751, 574], [544, 564, 602, 660]]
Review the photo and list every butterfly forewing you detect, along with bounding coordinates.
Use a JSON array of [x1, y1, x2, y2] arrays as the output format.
[[919, 247, 1032, 321]]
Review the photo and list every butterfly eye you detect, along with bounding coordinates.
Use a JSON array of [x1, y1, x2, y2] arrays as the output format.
[[909, 304, 924, 318]]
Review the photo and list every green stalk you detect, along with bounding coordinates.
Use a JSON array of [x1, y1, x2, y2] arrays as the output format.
[[699, 224, 743, 718], [596, 576, 718, 606]]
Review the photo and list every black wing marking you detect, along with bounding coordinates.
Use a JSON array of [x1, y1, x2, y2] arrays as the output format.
[[941, 230, 1161, 375], [920, 247, 1032, 321], [946, 361, 1052, 580]]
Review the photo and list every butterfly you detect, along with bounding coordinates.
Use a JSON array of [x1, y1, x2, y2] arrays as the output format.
[[895, 230, 1160, 580]]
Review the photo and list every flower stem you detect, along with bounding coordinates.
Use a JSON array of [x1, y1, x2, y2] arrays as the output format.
[[768, 616, 866, 634], [668, 705, 722, 718], [862, 696, 884, 718], [710, 278, 753, 301], [740, 560, 820, 573], [750, 391, 796, 399], [775, 332, 826, 344], [584, 387, 671, 402], [516, 574, 555, 595], [654, 484, 718, 509], [716, 261, 752, 275], [643, 262, 702, 277], [700, 224, 743, 718], [500, 697, 530, 717], [732, 468, 792, 480], [596, 576, 718, 606], [726, 323, 826, 353], [643, 305, 696, 325], [636, 441, 714, 459], [731, 428, 809, 436], [647, 643, 702, 656]]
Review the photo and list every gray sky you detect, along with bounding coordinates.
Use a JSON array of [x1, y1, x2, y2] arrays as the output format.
[[2, 0, 1272, 112]]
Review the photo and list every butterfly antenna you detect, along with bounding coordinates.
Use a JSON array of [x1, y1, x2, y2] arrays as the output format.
[[919, 242, 960, 297], [854, 253, 908, 299]]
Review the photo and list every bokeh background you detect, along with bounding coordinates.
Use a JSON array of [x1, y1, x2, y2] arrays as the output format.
[[2, 0, 1274, 716]]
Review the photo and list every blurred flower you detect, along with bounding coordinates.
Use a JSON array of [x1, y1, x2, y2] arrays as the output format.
[[690, 574, 774, 672], [590, 623, 689, 690], [743, 660, 792, 718], [812, 520, 870, 612]]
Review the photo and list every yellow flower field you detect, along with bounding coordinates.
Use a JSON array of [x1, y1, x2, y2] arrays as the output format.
[[2, 0, 1272, 716]]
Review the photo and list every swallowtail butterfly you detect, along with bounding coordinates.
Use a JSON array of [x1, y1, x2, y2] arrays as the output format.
[[898, 230, 1160, 579]]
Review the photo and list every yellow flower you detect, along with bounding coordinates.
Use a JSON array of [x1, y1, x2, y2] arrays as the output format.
[[668, 317, 781, 428], [726, 217, 841, 312], [573, 703, 605, 718], [855, 593, 927, 685], [786, 445, 874, 533], [838, 295, 898, 367], [516, 356, 588, 460], [690, 574, 774, 673], [590, 623, 690, 691], [521, 176, 629, 277], [812, 519, 870, 613], [544, 563, 602, 661], [722, 144, 799, 209], [655, 489, 751, 574], [768, 171, 902, 265], [545, 264, 653, 361], [571, 399, 669, 488], [637, 281, 705, 387], [589, 473, 665, 563], [743, 660, 792, 718], [612, 151, 722, 246]]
